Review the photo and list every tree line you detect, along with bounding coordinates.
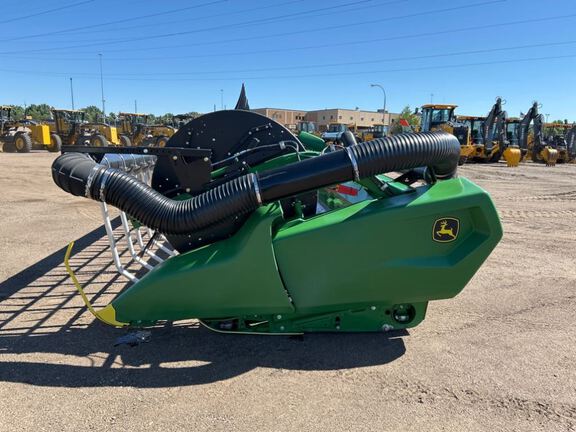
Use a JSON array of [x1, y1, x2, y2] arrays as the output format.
[[6, 104, 200, 125]]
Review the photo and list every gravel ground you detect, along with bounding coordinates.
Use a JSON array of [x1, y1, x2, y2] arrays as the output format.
[[0, 152, 575, 432]]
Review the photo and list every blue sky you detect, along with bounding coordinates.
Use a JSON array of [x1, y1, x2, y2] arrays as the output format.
[[1, 0, 575, 120]]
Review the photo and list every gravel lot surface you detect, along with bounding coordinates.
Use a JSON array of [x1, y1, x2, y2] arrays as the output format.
[[0, 152, 575, 431]]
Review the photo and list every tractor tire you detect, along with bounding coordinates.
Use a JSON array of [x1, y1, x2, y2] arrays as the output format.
[[458, 155, 468, 166], [14, 132, 32, 153], [142, 137, 155, 147], [119, 135, 131, 147], [48, 133, 62, 152], [76, 136, 90, 146], [2, 139, 16, 153], [156, 135, 168, 147], [488, 148, 503, 163], [90, 134, 108, 147]]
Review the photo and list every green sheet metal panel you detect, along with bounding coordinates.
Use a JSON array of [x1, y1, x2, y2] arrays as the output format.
[[272, 177, 502, 314], [112, 205, 294, 324]]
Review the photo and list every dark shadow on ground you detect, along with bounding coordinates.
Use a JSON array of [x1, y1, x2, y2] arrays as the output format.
[[0, 223, 407, 388]]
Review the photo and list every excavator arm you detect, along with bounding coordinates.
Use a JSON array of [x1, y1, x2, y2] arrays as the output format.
[[518, 102, 538, 153], [482, 97, 504, 153], [565, 125, 576, 160], [527, 105, 558, 166]]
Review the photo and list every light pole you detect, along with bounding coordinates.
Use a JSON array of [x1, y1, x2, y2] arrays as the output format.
[[220, 89, 224, 110], [545, 113, 550, 123], [370, 84, 386, 127], [69, 77, 75, 110], [98, 53, 106, 121]]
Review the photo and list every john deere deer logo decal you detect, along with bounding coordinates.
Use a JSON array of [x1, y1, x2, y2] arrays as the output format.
[[433, 218, 459, 243]]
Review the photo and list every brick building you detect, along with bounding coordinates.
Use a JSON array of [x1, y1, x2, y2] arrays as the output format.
[[252, 107, 398, 132], [252, 108, 307, 130]]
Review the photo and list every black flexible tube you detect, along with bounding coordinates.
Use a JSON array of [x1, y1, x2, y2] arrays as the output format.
[[52, 131, 460, 235], [258, 131, 460, 201]]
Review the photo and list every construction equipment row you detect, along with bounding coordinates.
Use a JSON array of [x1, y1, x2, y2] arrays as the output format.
[[0, 107, 194, 153], [312, 99, 575, 167], [417, 98, 576, 167]]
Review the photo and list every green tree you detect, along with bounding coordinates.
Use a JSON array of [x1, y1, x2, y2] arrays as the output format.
[[390, 105, 420, 134], [25, 104, 52, 120], [157, 113, 174, 124], [107, 112, 117, 124], [82, 105, 104, 123], [9, 105, 25, 121], [547, 119, 573, 136]]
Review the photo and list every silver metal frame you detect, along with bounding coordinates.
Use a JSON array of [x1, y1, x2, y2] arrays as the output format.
[[98, 153, 177, 282]]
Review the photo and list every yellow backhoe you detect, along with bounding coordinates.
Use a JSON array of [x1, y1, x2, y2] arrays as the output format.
[[466, 98, 520, 167], [521, 102, 558, 166]]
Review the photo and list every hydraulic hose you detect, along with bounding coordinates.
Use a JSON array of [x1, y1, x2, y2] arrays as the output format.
[[52, 131, 460, 236]]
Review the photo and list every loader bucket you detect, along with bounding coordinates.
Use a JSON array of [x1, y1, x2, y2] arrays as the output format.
[[543, 147, 559, 167], [503, 147, 521, 167]]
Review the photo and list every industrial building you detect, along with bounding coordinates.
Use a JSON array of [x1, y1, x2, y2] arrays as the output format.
[[251, 108, 307, 130], [252, 107, 399, 132]]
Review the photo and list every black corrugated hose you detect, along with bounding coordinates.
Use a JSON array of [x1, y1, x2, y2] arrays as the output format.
[[52, 131, 460, 235]]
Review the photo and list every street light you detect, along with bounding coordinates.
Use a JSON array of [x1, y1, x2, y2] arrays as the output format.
[[370, 83, 387, 127], [69, 77, 75, 110], [98, 53, 105, 121]]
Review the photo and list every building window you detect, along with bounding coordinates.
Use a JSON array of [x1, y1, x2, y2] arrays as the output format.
[[322, 116, 325, 120], [330, 115, 333, 119], [338, 116, 342, 120], [361, 117, 364, 121], [371, 118, 374, 121], [350, 116, 353, 120]]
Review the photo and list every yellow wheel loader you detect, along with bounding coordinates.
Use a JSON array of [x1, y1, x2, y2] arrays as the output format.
[[117, 112, 150, 146], [117, 113, 175, 147], [147, 124, 176, 147], [1, 106, 61, 153], [420, 104, 474, 165], [50, 109, 89, 146], [50, 109, 119, 147], [82, 122, 119, 146]]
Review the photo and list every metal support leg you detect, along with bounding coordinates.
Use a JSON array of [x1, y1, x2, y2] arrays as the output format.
[[119, 211, 155, 270], [100, 202, 138, 282]]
